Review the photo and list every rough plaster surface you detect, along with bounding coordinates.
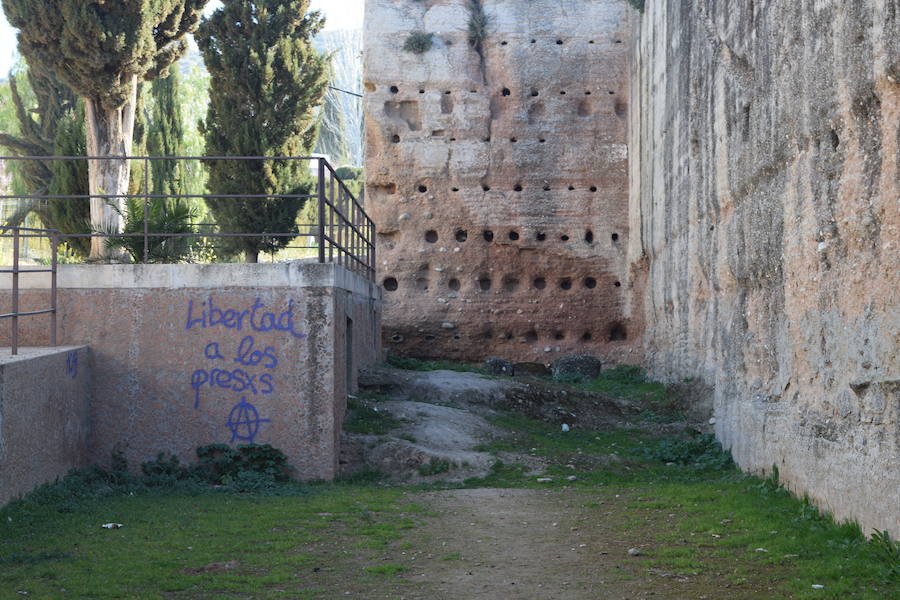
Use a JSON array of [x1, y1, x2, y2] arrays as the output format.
[[0, 346, 91, 506], [365, 0, 642, 362], [630, 1, 899, 536], [0, 263, 381, 482]]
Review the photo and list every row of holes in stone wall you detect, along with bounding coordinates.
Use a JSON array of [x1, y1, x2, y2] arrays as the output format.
[[416, 184, 604, 192], [388, 323, 628, 344], [384, 86, 620, 97], [382, 276, 621, 292], [501, 38, 624, 46], [420, 229, 620, 244]]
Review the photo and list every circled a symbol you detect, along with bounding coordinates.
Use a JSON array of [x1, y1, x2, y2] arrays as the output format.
[[226, 397, 271, 443]]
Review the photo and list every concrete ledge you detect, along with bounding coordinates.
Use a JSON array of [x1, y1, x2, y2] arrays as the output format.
[[0, 262, 381, 299]]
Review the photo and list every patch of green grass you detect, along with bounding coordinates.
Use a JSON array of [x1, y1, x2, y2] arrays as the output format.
[[473, 411, 899, 597], [871, 530, 900, 578], [462, 460, 529, 487], [579, 365, 668, 404], [386, 355, 485, 374], [364, 563, 409, 576], [418, 458, 453, 476], [440, 552, 461, 561], [0, 481, 422, 598], [343, 397, 401, 435]]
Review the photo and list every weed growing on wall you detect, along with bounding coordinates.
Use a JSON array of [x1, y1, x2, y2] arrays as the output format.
[[403, 31, 434, 54], [467, 0, 490, 81], [627, 0, 645, 11]]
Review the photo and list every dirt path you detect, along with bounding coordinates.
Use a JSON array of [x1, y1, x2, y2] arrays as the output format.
[[382, 488, 771, 600]]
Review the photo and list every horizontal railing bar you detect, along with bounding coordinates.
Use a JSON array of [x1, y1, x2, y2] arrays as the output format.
[[0, 309, 55, 318], [0, 154, 374, 282], [0, 193, 317, 200], [47, 232, 319, 239], [0, 155, 322, 161], [0, 226, 59, 233]]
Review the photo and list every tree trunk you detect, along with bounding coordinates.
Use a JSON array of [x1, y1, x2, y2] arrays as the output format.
[[85, 76, 138, 261], [245, 249, 259, 263]]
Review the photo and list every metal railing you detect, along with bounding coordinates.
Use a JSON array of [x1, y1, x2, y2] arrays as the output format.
[[0, 226, 58, 355], [1, 156, 375, 353]]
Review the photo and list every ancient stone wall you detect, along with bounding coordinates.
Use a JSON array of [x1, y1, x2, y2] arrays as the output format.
[[365, 0, 641, 363], [629, 1, 899, 535]]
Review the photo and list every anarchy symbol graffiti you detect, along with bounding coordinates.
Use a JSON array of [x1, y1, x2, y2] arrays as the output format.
[[226, 397, 271, 443]]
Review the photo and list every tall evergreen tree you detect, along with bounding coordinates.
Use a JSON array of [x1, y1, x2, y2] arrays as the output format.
[[0, 67, 76, 219], [196, 0, 328, 263], [148, 69, 186, 198], [46, 102, 91, 257], [0, 66, 93, 256], [2, 0, 208, 259], [315, 84, 349, 165]]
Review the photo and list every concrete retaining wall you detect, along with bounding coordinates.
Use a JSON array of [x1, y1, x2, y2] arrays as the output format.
[[0, 262, 381, 481], [0, 346, 91, 506]]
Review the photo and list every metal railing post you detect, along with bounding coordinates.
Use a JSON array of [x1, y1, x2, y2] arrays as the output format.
[[317, 158, 326, 263], [143, 157, 150, 263], [11, 227, 19, 355], [50, 231, 58, 347]]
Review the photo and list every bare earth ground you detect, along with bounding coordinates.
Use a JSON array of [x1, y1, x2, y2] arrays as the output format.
[[300, 487, 779, 600]]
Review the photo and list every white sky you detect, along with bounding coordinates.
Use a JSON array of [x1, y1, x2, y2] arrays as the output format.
[[0, 0, 364, 75]]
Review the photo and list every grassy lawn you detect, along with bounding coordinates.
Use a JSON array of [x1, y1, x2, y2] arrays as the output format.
[[0, 482, 428, 599], [2, 366, 898, 599], [466, 414, 900, 599]]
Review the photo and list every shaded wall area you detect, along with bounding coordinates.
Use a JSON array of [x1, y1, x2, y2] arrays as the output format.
[[1, 263, 381, 483], [0, 346, 91, 506], [629, 1, 899, 535]]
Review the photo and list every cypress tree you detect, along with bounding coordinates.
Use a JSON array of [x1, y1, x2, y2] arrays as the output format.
[[0, 66, 76, 213], [2, 0, 208, 259], [196, 0, 328, 263], [148, 69, 186, 198], [0, 65, 92, 256], [46, 102, 91, 257]]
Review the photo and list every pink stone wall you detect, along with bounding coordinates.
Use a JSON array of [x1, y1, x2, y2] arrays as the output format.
[[0, 263, 381, 481], [364, 0, 642, 363], [0, 346, 91, 506]]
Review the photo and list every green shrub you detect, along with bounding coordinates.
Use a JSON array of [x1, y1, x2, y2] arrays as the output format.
[[231, 470, 277, 493], [335, 166, 362, 181], [581, 365, 668, 403], [195, 443, 292, 484], [642, 433, 734, 470], [627, 0, 645, 11], [403, 31, 434, 54], [141, 452, 191, 486]]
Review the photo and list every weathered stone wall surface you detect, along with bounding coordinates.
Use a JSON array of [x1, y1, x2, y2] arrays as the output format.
[[365, 0, 641, 362], [0, 346, 91, 506], [630, 1, 899, 535], [0, 263, 381, 481]]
